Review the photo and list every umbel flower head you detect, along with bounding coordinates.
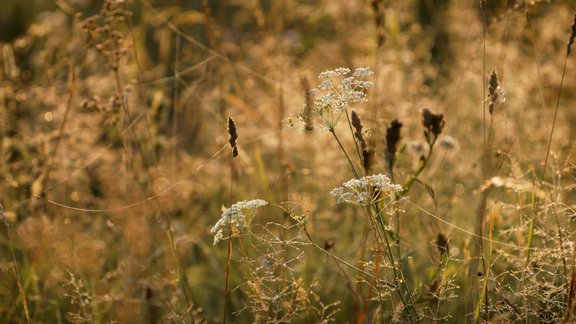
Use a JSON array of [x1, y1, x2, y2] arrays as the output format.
[[210, 199, 267, 245], [285, 67, 374, 131], [330, 174, 402, 205]]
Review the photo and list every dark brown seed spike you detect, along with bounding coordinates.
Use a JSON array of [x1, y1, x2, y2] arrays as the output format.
[[351, 110, 367, 152], [228, 117, 238, 158], [568, 13, 576, 55]]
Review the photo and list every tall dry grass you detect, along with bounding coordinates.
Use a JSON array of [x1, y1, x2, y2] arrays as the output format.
[[0, 0, 575, 322]]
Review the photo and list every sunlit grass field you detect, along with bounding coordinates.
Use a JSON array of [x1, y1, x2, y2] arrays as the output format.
[[1, 0, 575, 322]]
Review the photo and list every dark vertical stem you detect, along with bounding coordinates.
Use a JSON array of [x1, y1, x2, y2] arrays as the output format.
[[223, 154, 234, 324]]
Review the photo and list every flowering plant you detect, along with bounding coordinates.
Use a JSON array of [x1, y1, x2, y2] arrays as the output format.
[[210, 199, 268, 245], [330, 174, 402, 205]]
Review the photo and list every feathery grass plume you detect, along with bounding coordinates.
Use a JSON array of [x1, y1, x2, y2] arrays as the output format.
[[436, 233, 449, 257], [64, 270, 93, 323], [422, 108, 445, 144], [227, 117, 238, 158], [487, 69, 504, 115], [567, 12, 576, 55], [385, 119, 402, 172], [351, 110, 367, 152]]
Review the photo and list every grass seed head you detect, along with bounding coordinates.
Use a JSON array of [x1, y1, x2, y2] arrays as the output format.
[[351, 110, 367, 152], [488, 69, 501, 114], [227, 117, 238, 158]]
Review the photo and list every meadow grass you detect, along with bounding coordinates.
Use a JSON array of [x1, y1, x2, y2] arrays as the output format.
[[0, 0, 576, 323]]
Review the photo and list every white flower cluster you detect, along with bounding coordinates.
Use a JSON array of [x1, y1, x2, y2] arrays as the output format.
[[313, 67, 374, 115], [210, 199, 268, 245], [283, 67, 374, 131], [330, 174, 402, 205]]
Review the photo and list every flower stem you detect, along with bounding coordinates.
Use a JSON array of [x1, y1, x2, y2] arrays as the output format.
[[329, 128, 360, 179]]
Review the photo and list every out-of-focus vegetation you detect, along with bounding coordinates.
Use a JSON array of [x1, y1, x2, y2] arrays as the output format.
[[1, 0, 575, 322]]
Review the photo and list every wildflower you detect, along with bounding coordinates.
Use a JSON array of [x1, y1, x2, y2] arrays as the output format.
[[285, 67, 374, 131], [210, 199, 267, 245], [334, 67, 351, 75], [353, 67, 374, 77], [330, 174, 402, 205], [313, 67, 373, 124], [319, 67, 350, 79], [318, 79, 333, 90]]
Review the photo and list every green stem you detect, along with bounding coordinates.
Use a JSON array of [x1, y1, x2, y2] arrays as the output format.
[[344, 110, 364, 168], [399, 137, 437, 197], [370, 203, 418, 322], [525, 189, 537, 265], [329, 129, 360, 179], [329, 121, 419, 321]]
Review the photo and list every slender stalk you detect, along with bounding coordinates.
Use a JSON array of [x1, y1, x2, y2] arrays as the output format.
[[482, 4, 487, 180], [303, 228, 394, 289], [223, 229, 233, 324], [329, 128, 360, 179], [165, 229, 195, 323], [223, 117, 238, 323], [398, 137, 437, 197], [1, 205, 30, 324], [478, 3, 489, 318], [223, 155, 234, 323], [525, 35, 571, 264], [370, 203, 418, 322], [40, 65, 76, 197], [345, 110, 364, 169], [329, 122, 416, 321]]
